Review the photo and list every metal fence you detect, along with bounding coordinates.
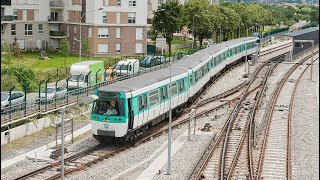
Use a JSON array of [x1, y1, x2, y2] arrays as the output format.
[[1, 48, 200, 125]]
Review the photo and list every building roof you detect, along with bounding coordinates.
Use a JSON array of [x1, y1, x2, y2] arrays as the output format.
[[283, 27, 319, 37]]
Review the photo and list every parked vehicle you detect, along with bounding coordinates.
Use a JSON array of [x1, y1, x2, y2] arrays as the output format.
[[105, 67, 118, 82], [178, 51, 186, 59], [115, 59, 140, 76], [68, 61, 104, 90], [36, 86, 67, 103], [1, 91, 25, 109], [154, 56, 166, 65], [140, 56, 157, 67]]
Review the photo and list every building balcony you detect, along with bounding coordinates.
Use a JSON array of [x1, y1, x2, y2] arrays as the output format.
[[50, 1, 64, 8], [50, 31, 65, 38], [1, 15, 13, 22], [1, 0, 11, 5], [48, 16, 64, 23]]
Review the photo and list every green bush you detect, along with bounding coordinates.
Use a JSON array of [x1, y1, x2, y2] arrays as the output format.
[[1, 65, 38, 92], [1, 74, 22, 92]]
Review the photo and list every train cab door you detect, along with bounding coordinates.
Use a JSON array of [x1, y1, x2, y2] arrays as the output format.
[[128, 98, 134, 130]]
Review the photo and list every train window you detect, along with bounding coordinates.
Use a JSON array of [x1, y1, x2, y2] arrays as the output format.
[[138, 96, 144, 111], [221, 54, 224, 61], [190, 75, 193, 86], [93, 99, 124, 116], [161, 86, 168, 101], [237, 47, 240, 53], [202, 67, 205, 76], [207, 62, 210, 70], [143, 94, 147, 107], [211, 59, 214, 67], [196, 70, 202, 81], [232, 48, 235, 55], [204, 66, 207, 75], [171, 82, 177, 96], [149, 89, 159, 106], [180, 79, 185, 92]]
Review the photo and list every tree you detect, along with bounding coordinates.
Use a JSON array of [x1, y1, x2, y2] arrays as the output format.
[[184, 0, 215, 47], [82, 36, 90, 60], [152, 0, 183, 55], [12, 37, 21, 58], [309, 6, 319, 24], [58, 38, 70, 71], [218, 6, 240, 41]]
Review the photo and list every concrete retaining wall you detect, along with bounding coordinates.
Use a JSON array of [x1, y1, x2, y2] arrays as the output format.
[[1, 117, 52, 145]]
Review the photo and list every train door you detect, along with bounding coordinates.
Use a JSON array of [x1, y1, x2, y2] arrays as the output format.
[[128, 98, 134, 130], [137, 94, 147, 127], [142, 94, 149, 124], [160, 86, 169, 116]]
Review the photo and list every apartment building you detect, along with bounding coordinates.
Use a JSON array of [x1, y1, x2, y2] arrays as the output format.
[[1, 0, 148, 57]]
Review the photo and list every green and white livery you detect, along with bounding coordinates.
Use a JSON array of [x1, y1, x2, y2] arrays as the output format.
[[90, 37, 259, 142]]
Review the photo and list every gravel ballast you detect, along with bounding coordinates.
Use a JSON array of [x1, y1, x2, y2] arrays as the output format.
[[291, 60, 319, 180]]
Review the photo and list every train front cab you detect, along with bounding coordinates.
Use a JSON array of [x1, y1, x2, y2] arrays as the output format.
[[91, 91, 129, 141]]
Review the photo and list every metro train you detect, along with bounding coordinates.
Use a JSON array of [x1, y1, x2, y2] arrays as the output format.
[[90, 37, 259, 142]]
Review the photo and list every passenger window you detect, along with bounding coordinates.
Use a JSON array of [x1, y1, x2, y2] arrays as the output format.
[[190, 75, 193, 86], [197, 70, 202, 81], [161, 86, 168, 100], [180, 79, 185, 92], [143, 94, 147, 107], [149, 89, 159, 106], [138, 96, 143, 111], [171, 82, 177, 96]]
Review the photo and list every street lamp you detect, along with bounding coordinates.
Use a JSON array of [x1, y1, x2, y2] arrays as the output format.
[[59, 95, 98, 180], [79, 8, 103, 62]]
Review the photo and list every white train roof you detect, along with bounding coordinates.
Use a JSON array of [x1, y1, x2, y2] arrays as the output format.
[[98, 37, 258, 93]]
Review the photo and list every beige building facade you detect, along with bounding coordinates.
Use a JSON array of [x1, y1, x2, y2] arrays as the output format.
[[1, 0, 148, 57]]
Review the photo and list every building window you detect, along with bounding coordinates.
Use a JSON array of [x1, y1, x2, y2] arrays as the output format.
[[116, 27, 121, 38], [136, 28, 143, 40], [116, 12, 120, 24], [135, 43, 142, 53], [98, 44, 108, 54], [11, 24, 16, 35], [129, 0, 136, 6], [116, 43, 121, 52], [13, 9, 18, 21], [158, 0, 164, 4], [98, 28, 108, 38], [128, 13, 136, 24], [25, 24, 32, 35], [73, 26, 76, 37], [102, 14, 107, 23], [117, 0, 121, 6], [38, 24, 43, 34]]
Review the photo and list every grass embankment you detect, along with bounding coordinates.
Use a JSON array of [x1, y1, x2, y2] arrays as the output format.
[[2, 52, 113, 71]]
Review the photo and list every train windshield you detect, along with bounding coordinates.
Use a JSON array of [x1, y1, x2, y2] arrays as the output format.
[[93, 98, 125, 117]]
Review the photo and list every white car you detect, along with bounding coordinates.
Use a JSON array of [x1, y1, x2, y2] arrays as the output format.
[[37, 86, 67, 102], [1, 91, 25, 109]]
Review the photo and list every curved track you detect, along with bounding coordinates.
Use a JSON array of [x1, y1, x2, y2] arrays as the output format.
[[255, 50, 319, 180]]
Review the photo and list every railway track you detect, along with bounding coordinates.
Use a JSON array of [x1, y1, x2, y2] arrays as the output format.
[[188, 53, 285, 179], [255, 50, 319, 180], [14, 59, 248, 180]]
